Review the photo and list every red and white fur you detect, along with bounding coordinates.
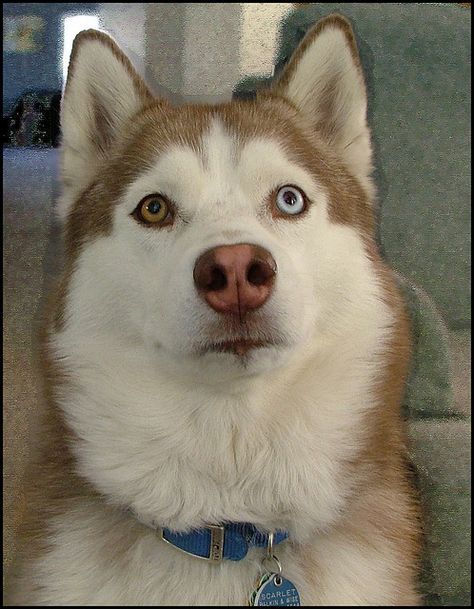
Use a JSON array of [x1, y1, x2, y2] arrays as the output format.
[[7, 14, 421, 606]]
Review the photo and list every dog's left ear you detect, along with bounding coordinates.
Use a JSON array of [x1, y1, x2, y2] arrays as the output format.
[[272, 14, 372, 190], [59, 29, 154, 220]]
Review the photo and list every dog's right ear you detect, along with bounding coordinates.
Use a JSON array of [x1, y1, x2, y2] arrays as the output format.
[[59, 29, 153, 220]]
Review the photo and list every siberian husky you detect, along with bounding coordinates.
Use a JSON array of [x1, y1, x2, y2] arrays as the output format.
[[7, 14, 421, 606]]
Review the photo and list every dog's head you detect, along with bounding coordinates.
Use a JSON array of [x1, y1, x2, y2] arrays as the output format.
[[58, 15, 379, 378]]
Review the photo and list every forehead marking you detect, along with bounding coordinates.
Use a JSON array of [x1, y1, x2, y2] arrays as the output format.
[[201, 118, 237, 174], [129, 116, 325, 219]]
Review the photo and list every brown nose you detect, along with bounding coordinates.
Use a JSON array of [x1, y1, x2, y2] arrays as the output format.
[[193, 244, 277, 316]]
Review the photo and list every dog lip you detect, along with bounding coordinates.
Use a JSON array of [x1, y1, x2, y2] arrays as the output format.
[[204, 338, 271, 356]]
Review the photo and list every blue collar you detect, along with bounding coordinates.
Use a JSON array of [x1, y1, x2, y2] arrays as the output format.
[[158, 523, 289, 562]]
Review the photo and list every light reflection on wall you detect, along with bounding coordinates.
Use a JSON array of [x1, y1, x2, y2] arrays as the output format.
[[62, 15, 100, 87], [239, 3, 293, 77]]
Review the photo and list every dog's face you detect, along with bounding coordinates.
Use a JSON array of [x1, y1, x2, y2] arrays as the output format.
[[58, 15, 376, 378]]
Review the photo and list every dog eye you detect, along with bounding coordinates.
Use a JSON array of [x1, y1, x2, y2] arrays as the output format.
[[133, 195, 173, 226], [275, 186, 306, 216]]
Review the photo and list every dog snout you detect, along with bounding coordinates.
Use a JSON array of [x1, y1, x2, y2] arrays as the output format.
[[193, 244, 277, 316]]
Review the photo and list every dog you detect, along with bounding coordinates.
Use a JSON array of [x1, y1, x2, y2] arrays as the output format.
[[7, 13, 422, 606]]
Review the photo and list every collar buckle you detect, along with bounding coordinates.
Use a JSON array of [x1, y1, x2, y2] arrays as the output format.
[[155, 523, 289, 562], [158, 524, 225, 562], [208, 524, 225, 561]]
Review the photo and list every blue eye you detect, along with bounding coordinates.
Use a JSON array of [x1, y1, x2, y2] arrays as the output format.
[[276, 186, 306, 215]]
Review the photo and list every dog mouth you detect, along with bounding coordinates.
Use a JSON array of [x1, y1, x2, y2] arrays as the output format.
[[196, 312, 285, 357], [205, 338, 272, 357]]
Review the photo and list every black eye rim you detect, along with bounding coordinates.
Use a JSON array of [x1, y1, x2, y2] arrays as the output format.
[[132, 193, 175, 226], [272, 184, 309, 218]]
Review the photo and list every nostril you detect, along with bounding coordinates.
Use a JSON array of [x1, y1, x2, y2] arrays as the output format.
[[205, 265, 227, 291], [194, 250, 229, 292], [247, 261, 276, 287]]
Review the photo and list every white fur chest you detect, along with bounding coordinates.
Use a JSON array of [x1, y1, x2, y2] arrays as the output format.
[[34, 327, 387, 606], [51, 320, 384, 545]]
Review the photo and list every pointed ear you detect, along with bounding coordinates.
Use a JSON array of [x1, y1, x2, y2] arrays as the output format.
[[59, 29, 153, 219], [273, 14, 373, 192]]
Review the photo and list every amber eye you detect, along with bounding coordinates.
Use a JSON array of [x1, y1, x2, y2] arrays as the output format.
[[134, 195, 172, 225]]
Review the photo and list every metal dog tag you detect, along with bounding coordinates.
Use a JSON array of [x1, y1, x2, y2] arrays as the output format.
[[249, 532, 300, 606], [250, 573, 301, 606]]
